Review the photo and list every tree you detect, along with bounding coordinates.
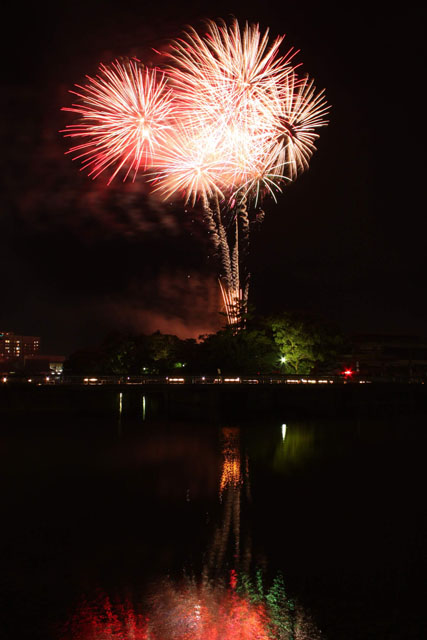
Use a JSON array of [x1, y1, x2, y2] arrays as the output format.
[[102, 333, 141, 374], [197, 325, 276, 374], [267, 313, 343, 375], [65, 332, 185, 376], [145, 332, 185, 372]]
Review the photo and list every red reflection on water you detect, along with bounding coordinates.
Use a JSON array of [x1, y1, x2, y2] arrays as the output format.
[[149, 579, 271, 640], [67, 583, 271, 640], [66, 596, 149, 639]]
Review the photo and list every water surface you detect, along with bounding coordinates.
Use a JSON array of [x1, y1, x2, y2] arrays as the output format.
[[0, 407, 424, 639]]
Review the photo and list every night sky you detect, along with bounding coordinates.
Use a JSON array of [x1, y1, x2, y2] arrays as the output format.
[[1, 1, 424, 355]]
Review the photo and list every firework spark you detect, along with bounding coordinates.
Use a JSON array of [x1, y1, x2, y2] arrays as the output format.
[[62, 59, 175, 184]]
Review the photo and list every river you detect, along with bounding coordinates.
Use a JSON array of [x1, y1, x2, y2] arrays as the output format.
[[0, 404, 424, 639]]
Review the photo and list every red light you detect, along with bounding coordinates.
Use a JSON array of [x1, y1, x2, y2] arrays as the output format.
[[343, 369, 353, 376]]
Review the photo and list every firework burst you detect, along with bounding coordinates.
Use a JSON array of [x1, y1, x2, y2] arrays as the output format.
[[61, 18, 329, 326], [151, 121, 228, 205], [162, 19, 299, 204], [166, 20, 297, 121], [62, 59, 175, 184], [157, 18, 329, 323], [274, 73, 329, 179]]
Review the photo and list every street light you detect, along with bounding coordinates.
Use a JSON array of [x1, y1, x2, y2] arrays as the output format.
[[280, 355, 287, 376]]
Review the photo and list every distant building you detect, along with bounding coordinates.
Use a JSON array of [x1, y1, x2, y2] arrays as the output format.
[[0, 331, 40, 359], [23, 355, 66, 375], [346, 334, 427, 379]]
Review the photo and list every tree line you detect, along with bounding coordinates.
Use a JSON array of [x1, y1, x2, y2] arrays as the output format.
[[65, 311, 344, 376]]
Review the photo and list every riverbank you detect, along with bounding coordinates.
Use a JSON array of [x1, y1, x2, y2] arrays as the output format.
[[1, 381, 426, 419]]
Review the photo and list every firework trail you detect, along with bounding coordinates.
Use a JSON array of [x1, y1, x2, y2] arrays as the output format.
[[215, 211, 234, 296], [231, 224, 240, 298], [202, 196, 221, 251]]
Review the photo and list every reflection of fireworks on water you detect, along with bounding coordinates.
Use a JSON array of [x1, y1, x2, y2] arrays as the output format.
[[66, 573, 321, 640], [148, 575, 270, 640], [64, 426, 322, 640], [64, 594, 149, 639], [206, 427, 246, 572], [219, 427, 243, 496]]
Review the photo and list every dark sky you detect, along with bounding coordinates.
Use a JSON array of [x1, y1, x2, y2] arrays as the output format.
[[1, 1, 425, 355]]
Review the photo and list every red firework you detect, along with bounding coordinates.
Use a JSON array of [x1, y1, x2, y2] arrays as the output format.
[[61, 59, 175, 184]]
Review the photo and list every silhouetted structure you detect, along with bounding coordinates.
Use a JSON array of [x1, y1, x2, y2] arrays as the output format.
[[0, 331, 40, 359], [348, 335, 427, 379]]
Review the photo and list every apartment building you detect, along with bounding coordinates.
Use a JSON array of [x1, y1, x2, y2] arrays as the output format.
[[0, 332, 40, 359]]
